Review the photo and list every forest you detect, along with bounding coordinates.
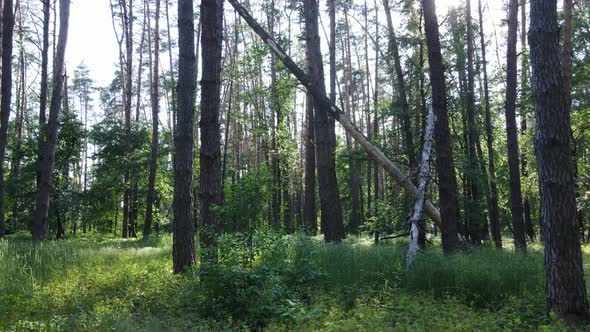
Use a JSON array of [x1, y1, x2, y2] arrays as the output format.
[[1, 0, 590, 330]]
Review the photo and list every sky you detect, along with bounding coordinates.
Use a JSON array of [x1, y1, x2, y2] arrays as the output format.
[[66, 0, 119, 86]]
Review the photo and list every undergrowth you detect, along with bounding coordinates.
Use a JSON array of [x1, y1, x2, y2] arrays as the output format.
[[0, 233, 586, 331]]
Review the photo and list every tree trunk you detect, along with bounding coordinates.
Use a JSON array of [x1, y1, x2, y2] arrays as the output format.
[[145, 0, 161, 238], [304, 0, 344, 243], [505, 0, 527, 252], [32, 0, 71, 241], [228, 0, 444, 227], [529, 0, 590, 322], [199, 0, 223, 263], [407, 107, 435, 268], [421, 0, 460, 251], [0, 0, 14, 238], [173, 0, 197, 273], [303, 89, 317, 235], [478, 0, 501, 248], [520, 0, 535, 242]]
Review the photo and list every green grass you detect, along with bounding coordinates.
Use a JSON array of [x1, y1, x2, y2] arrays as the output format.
[[0, 233, 587, 331]]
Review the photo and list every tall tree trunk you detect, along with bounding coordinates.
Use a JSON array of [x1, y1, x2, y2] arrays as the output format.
[[520, 0, 535, 242], [269, 0, 281, 225], [422, 0, 460, 252], [36, 0, 50, 189], [145, 0, 161, 238], [478, 0, 501, 248], [165, 0, 177, 132], [32, 0, 71, 241], [199, 0, 223, 263], [303, 89, 317, 234], [529, 0, 590, 322], [465, 0, 482, 245], [304, 0, 344, 243], [0, 0, 15, 238], [10, 4, 25, 232], [505, 0, 527, 251], [173, 0, 197, 273]]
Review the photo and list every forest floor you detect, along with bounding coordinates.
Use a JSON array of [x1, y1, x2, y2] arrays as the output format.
[[1, 232, 589, 331]]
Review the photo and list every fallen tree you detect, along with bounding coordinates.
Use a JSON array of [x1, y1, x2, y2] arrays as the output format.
[[227, 0, 442, 226]]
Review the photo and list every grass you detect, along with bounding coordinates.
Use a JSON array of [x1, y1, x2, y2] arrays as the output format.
[[0, 233, 587, 331]]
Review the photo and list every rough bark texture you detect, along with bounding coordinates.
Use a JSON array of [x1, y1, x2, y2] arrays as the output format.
[[529, 0, 590, 322], [32, 0, 71, 241], [144, 0, 160, 238], [199, 0, 223, 262], [304, 0, 344, 243], [303, 90, 317, 234], [0, 0, 14, 239], [173, 0, 197, 273], [479, 0, 501, 248], [227, 0, 443, 226], [422, 0, 460, 251], [505, 0, 527, 252], [520, 0, 535, 242]]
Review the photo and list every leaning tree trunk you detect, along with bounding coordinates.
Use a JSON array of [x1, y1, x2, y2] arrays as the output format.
[[421, 0, 460, 251], [173, 0, 197, 273], [144, 0, 161, 239], [505, 0, 527, 252], [304, 0, 344, 243], [227, 0, 445, 228], [32, 0, 71, 241], [529, 0, 590, 323], [407, 107, 435, 269], [199, 0, 223, 263]]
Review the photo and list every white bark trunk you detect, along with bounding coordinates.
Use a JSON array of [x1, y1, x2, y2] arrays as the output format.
[[407, 106, 435, 269]]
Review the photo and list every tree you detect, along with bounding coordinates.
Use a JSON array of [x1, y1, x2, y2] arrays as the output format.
[[478, 0, 501, 248], [173, 0, 197, 273], [422, 0, 460, 252], [0, 0, 15, 238], [304, 0, 344, 243], [504, 0, 527, 252], [199, 0, 223, 263], [32, 0, 71, 241], [144, 0, 161, 238], [529, 0, 590, 322]]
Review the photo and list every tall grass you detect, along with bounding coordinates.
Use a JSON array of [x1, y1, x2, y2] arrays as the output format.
[[0, 233, 559, 330]]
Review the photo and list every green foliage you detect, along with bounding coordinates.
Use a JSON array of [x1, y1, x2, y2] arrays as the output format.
[[1, 235, 588, 331]]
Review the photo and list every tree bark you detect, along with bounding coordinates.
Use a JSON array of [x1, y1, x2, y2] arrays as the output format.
[[199, 0, 223, 263], [144, 0, 161, 238], [228, 0, 444, 227], [0, 0, 15, 238], [32, 0, 71, 241], [529, 0, 590, 322], [421, 0, 460, 251], [407, 107, 435, 268], [465, 0, 482, 245], [304, 0, 344, 243], [173, 0, 197, 273], [520, 0, 535, 242], [505, 0, 527, 251], [303, 89, 317, 235]]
